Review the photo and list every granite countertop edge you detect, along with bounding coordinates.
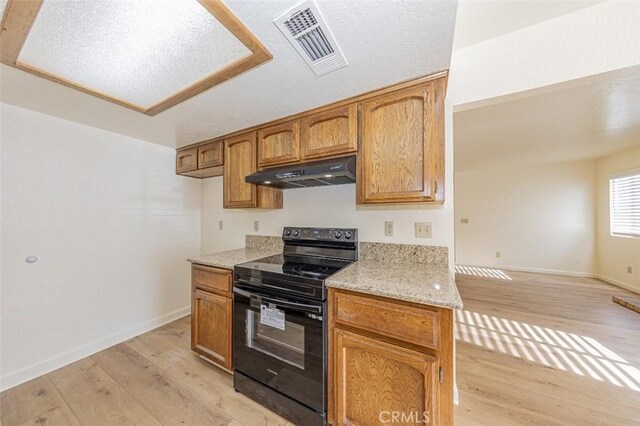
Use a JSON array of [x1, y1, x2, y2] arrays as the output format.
[[325, 260, 463, 310], [187, 248, 279, 270], [188, 248, 463, 310]]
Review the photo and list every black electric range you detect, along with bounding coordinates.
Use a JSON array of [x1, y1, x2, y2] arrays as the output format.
[[233, 227, 358, 426]]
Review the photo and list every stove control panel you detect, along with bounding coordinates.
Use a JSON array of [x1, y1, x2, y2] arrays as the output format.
[[283, 227, 358, 243]]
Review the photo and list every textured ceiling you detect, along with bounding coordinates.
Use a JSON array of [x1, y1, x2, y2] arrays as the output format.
[[0, 0, 458, 147], [453, 0, 605, 50], [454, 66, 640, 172], [19, 0, 250, 108]]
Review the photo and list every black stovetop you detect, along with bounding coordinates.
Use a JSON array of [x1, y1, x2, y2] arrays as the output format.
[[236, 253, 353, 282]]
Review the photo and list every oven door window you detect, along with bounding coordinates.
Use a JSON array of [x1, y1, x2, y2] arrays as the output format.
[[246, 308, 305, 370]]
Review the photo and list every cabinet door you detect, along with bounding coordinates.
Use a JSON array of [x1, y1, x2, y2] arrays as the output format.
[[301, 104, 357, 160], [224, 132, 258, 208], [358, 80, 445, 204], [176, 147, 198, 173], [257, 120, 300, 167], [333, 328, 438, 426], [192, 288, 232, 370], [198, 140, 223, 169]]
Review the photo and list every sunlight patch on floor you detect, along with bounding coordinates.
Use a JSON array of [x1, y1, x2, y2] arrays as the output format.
[[455, 309, 640, 392], [455, 264, 513, 280]]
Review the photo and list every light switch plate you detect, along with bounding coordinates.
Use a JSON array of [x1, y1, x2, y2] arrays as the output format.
[[496, 251, 501, 258], [218, 220, 223, 230], [415, 222, 432, 238], [460, 218, 469, 224], [385, 221, 394, 236], [254, 220, 260, 232]]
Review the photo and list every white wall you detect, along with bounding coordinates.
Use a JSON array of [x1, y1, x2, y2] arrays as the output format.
[[596, 146, 640, 293], [202, 102, 456, 268], [449, 0, 640, 110], [0, 104, 201, 391], [455, 160, 598, 276]]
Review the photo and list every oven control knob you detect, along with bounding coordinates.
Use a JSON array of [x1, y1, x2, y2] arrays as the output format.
[[345, 231, 353, 239], [284, 229, 291, 236], [292, 230, 299, 237], [334, 231, 342, 239]]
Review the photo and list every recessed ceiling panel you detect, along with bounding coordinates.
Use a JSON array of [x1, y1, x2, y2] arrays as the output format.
[[18, 0, 252, 109]]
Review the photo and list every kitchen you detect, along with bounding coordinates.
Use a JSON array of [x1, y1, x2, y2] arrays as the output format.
[[2, 0, 639, 425]]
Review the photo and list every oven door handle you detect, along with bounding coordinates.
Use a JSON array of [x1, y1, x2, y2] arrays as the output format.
[[233, 287, 323, 314]]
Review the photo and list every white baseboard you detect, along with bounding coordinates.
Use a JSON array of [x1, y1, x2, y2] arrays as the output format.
[[458, 263, 596, 278], [0, 306, 191, 392], [598, 274, 640, 295], [500, 265, 596, 278]]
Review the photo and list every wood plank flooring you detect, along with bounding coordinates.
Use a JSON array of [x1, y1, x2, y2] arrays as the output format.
[[0, 316, 291, 426], [454, 268, 640, 425], [2, 269, 638, 425]]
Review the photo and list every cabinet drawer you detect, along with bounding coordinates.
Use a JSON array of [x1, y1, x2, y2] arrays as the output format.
[[191, 264, 231, 295], [332, 290, 440, 350]]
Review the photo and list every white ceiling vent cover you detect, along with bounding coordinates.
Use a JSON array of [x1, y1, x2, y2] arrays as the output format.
[[274, 1, 348, 76]]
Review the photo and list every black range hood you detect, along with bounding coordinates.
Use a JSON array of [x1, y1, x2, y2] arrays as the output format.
[[245, 155, 356, 189]]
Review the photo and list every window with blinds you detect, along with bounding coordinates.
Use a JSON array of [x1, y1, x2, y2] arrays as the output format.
[[610, 172, 640, 238]]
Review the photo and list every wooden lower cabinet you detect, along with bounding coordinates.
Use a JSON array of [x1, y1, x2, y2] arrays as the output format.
[[329, 288, 454, 426], [333, 329, 438, 426], [191, 265, 233, 371]]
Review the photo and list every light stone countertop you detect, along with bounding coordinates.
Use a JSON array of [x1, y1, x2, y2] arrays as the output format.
[[188, 236, 462, 309], [188, 248, 278, 270], [325, 260, 463, 310]]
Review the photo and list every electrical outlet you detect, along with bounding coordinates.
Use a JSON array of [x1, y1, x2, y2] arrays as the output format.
[[218, 220, 223, 230], [385, 221, 394, 236], [253, 220, 260, 232], [495, 251, 501, 258], [628, 266, 633, 274], [460, 218, 469, 224], [415, 222, 432, 238]]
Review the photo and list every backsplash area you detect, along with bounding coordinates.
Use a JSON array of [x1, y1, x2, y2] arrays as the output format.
[[245, 235, 283, 252], [201, 179, 454, 267], [359, 242, 448, 267]]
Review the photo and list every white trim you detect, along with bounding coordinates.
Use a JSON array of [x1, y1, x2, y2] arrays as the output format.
[[598, 274, 640, 295], [0, 306, 191, 392], [609, 167, 640, 180], [457, 264, 597, 278], [499, 265, 596, 278]]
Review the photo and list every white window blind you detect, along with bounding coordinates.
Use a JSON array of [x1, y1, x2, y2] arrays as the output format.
[[610, 172, 640, 238]]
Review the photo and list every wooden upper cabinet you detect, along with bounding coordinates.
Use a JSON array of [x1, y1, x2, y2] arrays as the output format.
[[177, 140, 223, 178], [257, 120, 301, 167], [198, 140, 223, 169], [224, 132, 282, 209], [333, 328, 438, 426], [224, 132, 258, 208], [176, 147, 198, 173], [192, 288, 232, 370], [301, 103, 357, 160], [358, 78, 445, 204]]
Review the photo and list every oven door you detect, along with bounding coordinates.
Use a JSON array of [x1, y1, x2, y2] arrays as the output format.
[[233, 284, 325, 412]]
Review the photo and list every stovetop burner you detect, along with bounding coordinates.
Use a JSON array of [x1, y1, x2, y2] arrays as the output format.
[[289, 264, 330, 278], [237, 254, 351, 282], [234, 227, 358, 301]]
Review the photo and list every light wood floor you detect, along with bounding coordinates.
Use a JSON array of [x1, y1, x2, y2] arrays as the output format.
[[2, 270, 639, 425], [0, 317, 292, 426], [454, 268, 640, 425]]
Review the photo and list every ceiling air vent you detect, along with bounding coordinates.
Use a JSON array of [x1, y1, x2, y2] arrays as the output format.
[[274, 1, 348, 76]]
